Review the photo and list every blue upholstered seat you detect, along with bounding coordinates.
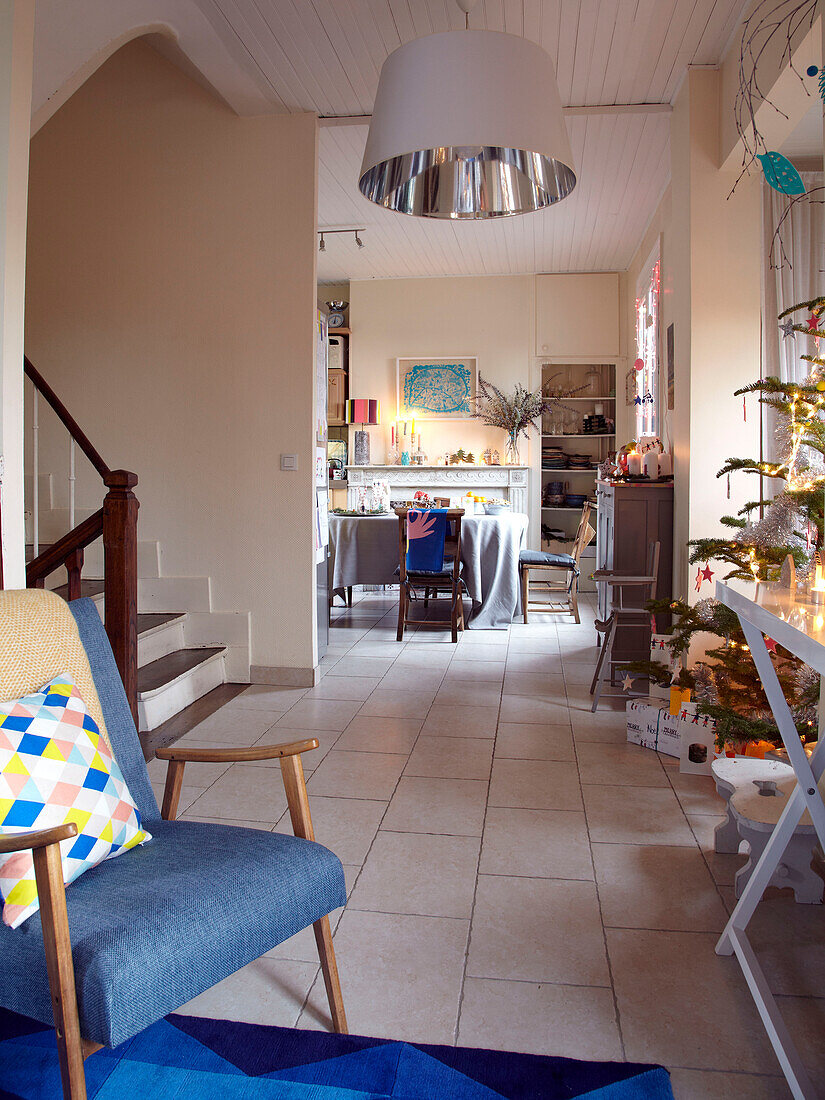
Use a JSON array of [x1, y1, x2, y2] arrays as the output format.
[[0, 819, 344, 1046], [0, 598, 346, 1048], [519, 549, 577, 569], [394, 559, 464, 578]]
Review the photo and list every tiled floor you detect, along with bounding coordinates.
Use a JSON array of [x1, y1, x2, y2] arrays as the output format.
[[148, 591, 825, 1099]]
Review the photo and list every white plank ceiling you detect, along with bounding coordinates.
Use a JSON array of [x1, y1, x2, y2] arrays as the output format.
[[34, 0, 754, 279]]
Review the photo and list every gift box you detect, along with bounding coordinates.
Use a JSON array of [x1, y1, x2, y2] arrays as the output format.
[[626, 698, 661, 752], [626, 698, 681, 757], [649, 634, 680, 701], [677, 705, 719, 774]]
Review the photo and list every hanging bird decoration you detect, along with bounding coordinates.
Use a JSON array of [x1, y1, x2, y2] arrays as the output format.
[[757, 151, 806, 196]]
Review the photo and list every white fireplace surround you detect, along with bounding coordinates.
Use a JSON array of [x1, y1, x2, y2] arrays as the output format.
[[345, 464, 530, 519]]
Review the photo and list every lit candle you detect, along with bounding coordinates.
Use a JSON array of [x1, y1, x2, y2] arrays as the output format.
[[811, 550, 825, 605], [642, 450, 659, 479], [627, 450, 643, 476], [411, 418, 415, 435]]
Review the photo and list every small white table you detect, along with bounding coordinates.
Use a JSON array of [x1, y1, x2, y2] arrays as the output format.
[[715, 579, 825, 1099]]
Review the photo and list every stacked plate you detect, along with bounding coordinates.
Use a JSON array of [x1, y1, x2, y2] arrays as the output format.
[[567, 453, 592, 469]]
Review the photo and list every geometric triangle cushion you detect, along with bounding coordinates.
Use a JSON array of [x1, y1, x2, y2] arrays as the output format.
[[0, 673, 150, 928]]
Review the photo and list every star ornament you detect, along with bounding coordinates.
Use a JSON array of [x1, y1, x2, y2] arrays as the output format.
[[701, 563, 714, 584], [807, 314, 820, 333], [621, 673, 634, 692], [764, 636, 778, 654], [780, 319, 795, 338]]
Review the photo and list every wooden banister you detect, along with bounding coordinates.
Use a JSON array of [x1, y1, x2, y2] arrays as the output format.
[[24, 357, 110, 481], [24, 360, 140, 727]]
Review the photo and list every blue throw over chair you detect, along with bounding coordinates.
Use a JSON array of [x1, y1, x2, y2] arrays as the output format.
[[0, 596, 347, 1100], [394, 507, 466, 642]]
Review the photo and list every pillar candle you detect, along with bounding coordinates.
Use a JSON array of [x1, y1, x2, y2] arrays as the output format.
[[658, 453, 672, 477], [642, 450, 659, 479], [627, 451, 643, 476]]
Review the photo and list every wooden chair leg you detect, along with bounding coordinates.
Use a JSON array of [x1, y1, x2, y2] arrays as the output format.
[[591, 616, 616, 712], [313, 915, 348, 1033], [451, 581, 459, 642], [521, 566, 529, 624], [570, 574, 580, 624], [346, 587, 352, 607], [423, 585, 429, 608], [396, 584, 406, 641], [32, 843, 88, 1100], [280, 754, 348, 1033], [590, 617, 613, 694]]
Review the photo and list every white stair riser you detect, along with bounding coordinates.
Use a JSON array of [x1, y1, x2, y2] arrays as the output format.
[[138, 651, 226, 732], [138, 576, 212, 612], [138, 619, 187, 668]]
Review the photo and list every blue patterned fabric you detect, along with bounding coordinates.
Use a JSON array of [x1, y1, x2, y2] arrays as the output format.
[[1, 598, 346, 1048], [406, 508, 448, 573], [0, 820, 345, 1046], [520, 550, 577, 569], [0, 1008, 674, 1099]]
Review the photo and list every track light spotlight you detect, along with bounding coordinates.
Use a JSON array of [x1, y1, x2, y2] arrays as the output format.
[[319, 233, 326, 252], [355, 232, 364, 249]]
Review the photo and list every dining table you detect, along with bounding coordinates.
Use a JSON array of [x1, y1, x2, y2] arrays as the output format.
[[328, 511, 529, 629]]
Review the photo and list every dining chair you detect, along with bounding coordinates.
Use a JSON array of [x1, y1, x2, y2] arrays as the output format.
[[395, 507, 466, 642], [589, 540, 661, 711], [519, 502, 595, 624], [0, 590, 347, 1100]]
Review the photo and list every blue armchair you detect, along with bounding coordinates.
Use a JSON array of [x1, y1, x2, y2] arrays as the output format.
[[0, 597, 347, 1100]]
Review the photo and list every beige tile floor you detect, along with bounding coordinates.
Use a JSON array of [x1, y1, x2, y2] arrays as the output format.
[[147, 591, 825, 1099]]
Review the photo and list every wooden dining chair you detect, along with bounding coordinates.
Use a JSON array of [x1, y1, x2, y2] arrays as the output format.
[[519, 502, 595, 624], [589, 540, 661, 711], [395, 507, 466, 642]]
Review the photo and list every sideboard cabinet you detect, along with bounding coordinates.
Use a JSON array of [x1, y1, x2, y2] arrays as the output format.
[[595, 479, 674, 664]]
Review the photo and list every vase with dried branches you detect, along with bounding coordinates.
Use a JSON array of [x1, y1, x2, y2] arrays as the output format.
[[473, 374, 581, 464]]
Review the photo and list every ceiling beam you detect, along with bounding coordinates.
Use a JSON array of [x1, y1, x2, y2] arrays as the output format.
[[319, 103, 673, 126]]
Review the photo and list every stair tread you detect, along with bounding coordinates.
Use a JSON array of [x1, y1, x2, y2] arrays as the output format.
[[140, 683, 248, 758], [138, 647, 225, 695], [138, 612, 185, 635], [52, 580, 105, 599]]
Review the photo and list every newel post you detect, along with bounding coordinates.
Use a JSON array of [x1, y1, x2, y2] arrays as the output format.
[[102, 470, 139, 727]]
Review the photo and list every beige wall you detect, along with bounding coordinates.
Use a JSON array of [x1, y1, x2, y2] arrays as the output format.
[[25, 40, 320, 676], [628, 69, 763, 602], [350, 274, 538, 530], [0, 1, 34, 588]]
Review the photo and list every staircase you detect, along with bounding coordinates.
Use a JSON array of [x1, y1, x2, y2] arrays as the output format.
[[23, 357, 250, 736]]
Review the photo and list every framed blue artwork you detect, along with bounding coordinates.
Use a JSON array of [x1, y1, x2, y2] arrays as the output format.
[[397, 357, 478, 420]]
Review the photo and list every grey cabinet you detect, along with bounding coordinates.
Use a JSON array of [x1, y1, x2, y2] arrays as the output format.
[[595, 480, 674, 664]]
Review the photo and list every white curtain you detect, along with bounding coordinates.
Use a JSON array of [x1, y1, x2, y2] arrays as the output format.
[[761, 172, 825, 460]]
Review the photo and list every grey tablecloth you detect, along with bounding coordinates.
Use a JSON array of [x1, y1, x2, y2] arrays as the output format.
[[329, 512, 529, 629]]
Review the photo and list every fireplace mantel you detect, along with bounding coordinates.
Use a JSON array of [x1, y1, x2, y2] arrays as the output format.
[[345, 464, 530, 520]]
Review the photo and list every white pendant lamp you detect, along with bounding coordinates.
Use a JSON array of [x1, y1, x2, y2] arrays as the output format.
[[359, 23, 576, 219]]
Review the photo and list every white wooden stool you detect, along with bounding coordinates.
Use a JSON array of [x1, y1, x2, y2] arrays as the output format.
[[711, 757, 823, 904]]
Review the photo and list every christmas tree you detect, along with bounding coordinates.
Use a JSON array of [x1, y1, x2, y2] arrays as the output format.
[[624, 295, 825, 748]]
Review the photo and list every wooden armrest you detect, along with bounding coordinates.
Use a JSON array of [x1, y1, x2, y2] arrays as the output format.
[[0, 823, 78, 855], [157, 739, 320, 821], [156, 738, 319, 764]]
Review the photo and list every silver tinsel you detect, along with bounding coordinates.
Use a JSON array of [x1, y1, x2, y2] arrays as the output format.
[[694, 598, 718, 625], [734, 493, 807, 552]]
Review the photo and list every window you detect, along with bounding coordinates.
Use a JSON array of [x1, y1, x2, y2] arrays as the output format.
[[635, 244, 660, 439]]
